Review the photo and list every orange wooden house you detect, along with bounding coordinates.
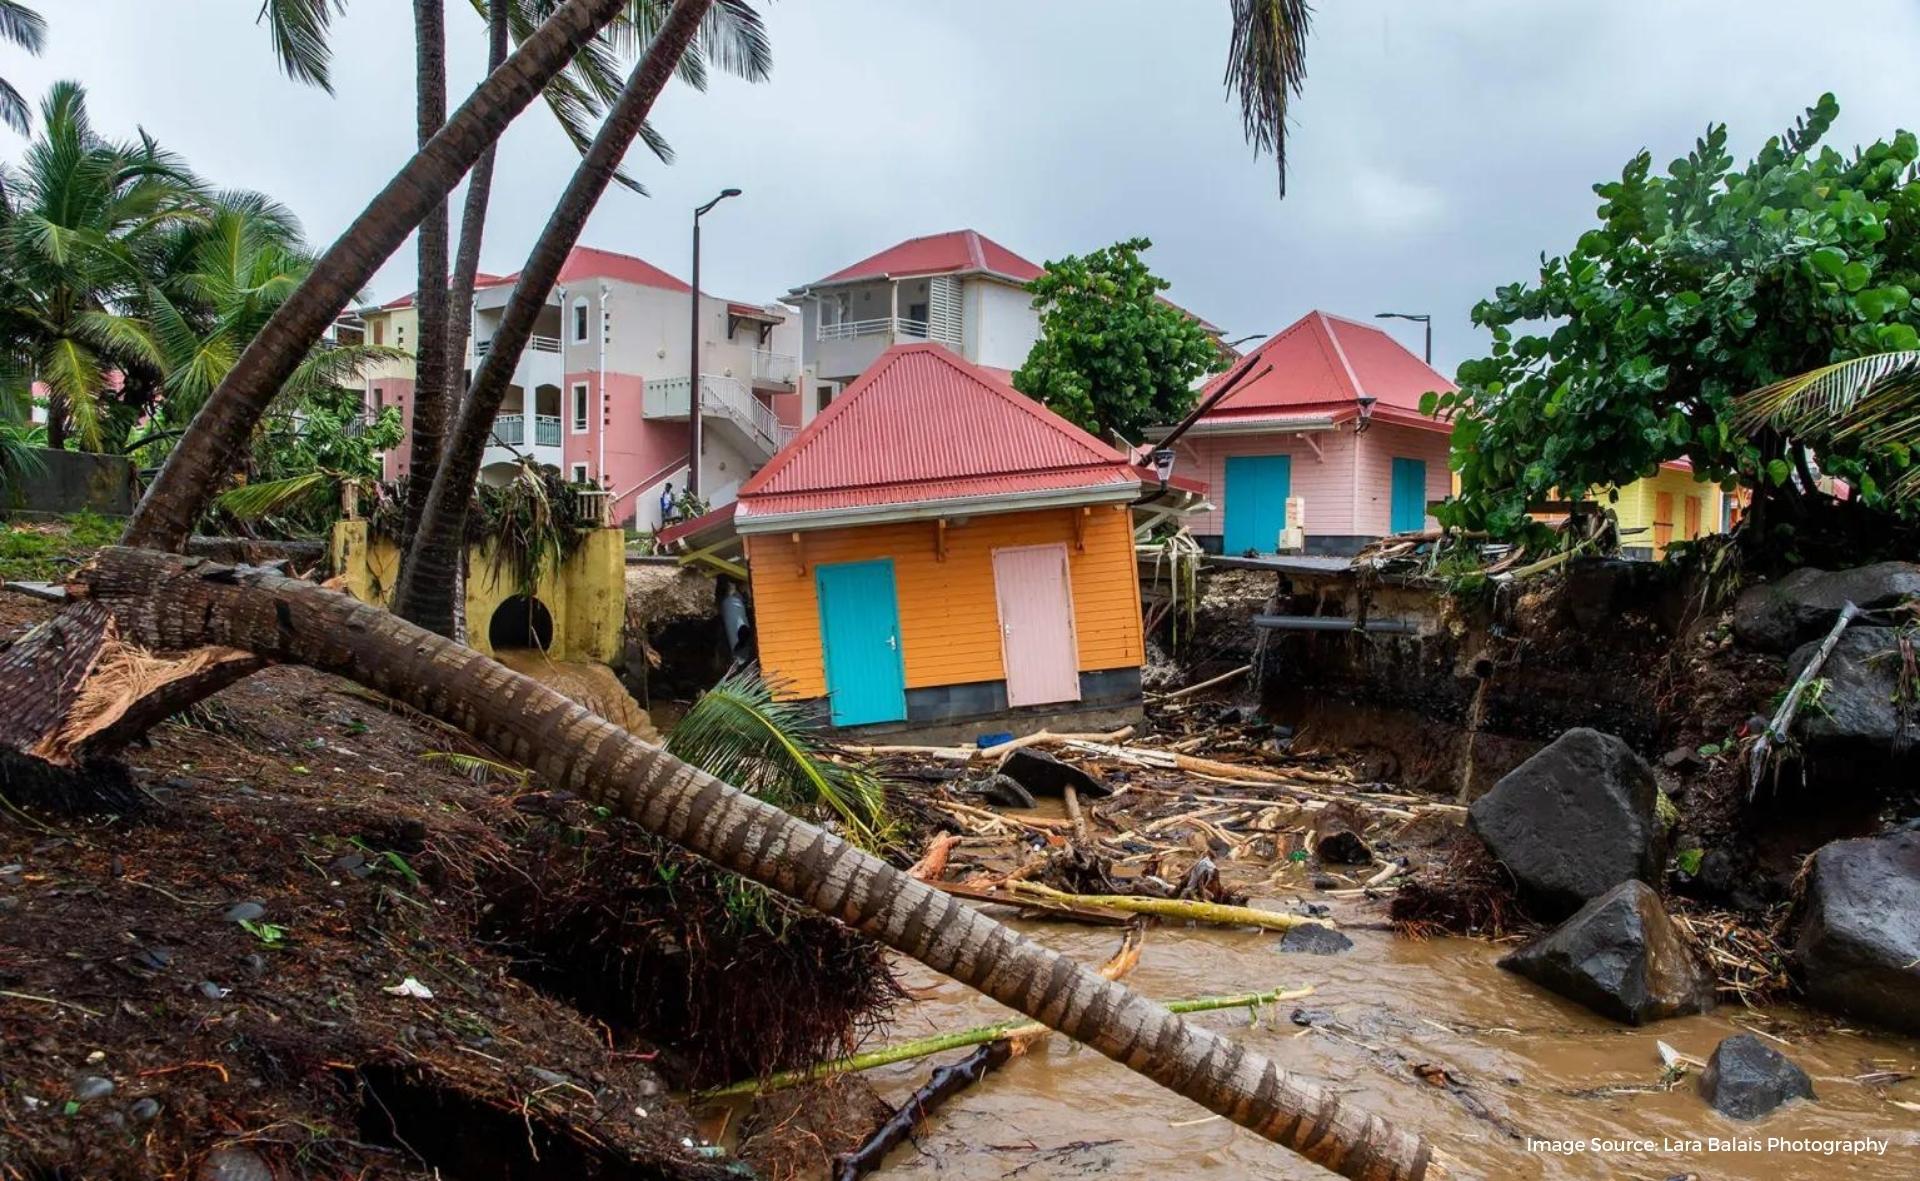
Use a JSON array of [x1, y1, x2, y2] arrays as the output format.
[[665, 343, 1193, 734]]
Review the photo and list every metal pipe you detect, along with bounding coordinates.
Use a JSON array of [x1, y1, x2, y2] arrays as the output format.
[[1252, 614, 1421, 634]]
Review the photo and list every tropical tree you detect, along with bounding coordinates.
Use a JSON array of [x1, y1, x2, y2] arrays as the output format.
[[1736, 351, 1920, 504], [1430, 95, 1920, 541], [0, 0, 44, 135], [0, 81, 203, 451], [1014, 237, 1226, 442]]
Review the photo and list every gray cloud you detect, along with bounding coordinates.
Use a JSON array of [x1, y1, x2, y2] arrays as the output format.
[[6, 0, 1918, 374]]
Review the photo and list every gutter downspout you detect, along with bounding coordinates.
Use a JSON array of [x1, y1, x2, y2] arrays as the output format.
[[555, 285, 567, 459], [598, 283, 609, 490]]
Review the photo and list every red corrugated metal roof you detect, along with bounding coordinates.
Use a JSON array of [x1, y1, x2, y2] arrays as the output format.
[[737, 343, 1145, 522], [380, 272, 509, 310], [378, 246, 691, 309], [1197, 311, 1455, 422], [807, 229, 1044, 287]]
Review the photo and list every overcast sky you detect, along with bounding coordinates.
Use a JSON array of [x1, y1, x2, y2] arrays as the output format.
[[5, 1, 1919, 373]]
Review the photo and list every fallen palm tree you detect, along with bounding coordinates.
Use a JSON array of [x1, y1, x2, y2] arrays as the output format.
[[0, 547, 1457, 1180]]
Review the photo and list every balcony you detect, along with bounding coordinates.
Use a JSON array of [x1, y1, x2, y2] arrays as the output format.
[[816, 316, 931, 342], [750, 348, 799, 387], [489, 413, 562, 449], [645, 373, 787, 458], [475, 334, 562, 357]]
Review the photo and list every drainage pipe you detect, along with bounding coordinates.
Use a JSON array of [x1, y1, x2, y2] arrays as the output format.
[[1251, 615, 1421, 634]]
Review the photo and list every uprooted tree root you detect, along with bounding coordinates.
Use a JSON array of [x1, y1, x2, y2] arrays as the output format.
[[482, 794, 902, 1089], [1389, 833, 1525, 939]]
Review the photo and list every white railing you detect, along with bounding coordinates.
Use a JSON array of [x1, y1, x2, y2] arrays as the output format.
[[751, 348, 799, 385], [491, 413, 524, 446], [533, 414, 561, 447], [475, 334, 562, 357], [644, 374, 786, 457], [816, 316, 932, 342]]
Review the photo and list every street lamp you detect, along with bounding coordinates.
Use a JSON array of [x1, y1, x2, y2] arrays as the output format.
[[1374, 311, 1432, 365], [687, 187, 742, 498]]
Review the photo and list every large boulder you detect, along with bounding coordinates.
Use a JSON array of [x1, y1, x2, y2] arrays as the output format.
[[1467, 728, 1663, 917], [1732, 562, 1920, 653], [1784, 627, 1919, 781], [1792, 832, 1920, 1033], [1699, 1033, 1815, 1120], [1499, 880, 1715, 1025]]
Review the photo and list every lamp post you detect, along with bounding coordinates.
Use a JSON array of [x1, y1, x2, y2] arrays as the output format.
[[687, 187, 741, 498], [1374, 311, 1432, 365]]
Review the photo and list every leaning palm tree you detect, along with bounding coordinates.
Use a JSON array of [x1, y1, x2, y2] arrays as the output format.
[[1227, 0, 1312, 192], [0, 81, 202, 451], [1735, 351, 1920, 502], [0, 0, 45, 135]]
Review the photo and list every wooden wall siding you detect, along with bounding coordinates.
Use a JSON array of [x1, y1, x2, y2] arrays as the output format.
[[748, 504, 1144, 701], [1605, 467, 1724, 548], [1181, 420, 1450, 538]]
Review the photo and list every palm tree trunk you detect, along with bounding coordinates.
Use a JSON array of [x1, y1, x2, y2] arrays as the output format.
[[121, 0, 637, 553], [442, 0, 511, 428], [62, 545, 1449, 1181], [400, 0, 453, 544], [391, 0, 714, 636]]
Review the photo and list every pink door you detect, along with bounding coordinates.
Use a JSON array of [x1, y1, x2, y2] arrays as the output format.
[[993, 543, 1082, 708]]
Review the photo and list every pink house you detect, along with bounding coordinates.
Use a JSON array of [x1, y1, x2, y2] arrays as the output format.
[[1152, 311, 1456, 556], [356, 246, 812, 530]]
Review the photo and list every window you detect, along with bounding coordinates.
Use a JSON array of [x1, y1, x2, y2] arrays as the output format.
[[396, 323, 405, 348], [571, 382, 590, 432], [371, 320, 384, 346], [569, 462, 589, 484], [572, 298, 590, 344]]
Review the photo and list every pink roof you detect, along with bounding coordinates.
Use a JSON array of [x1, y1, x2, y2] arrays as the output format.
[[377, 247, 691, 310], [737, 343, 1146, 522], [807, 229, 1044, 288], [381, 272, 509, 310], [1197, 311, 1454, 432]]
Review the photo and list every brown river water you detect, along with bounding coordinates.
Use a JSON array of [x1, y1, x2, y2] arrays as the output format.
[[861, 905, 1919, 1180]]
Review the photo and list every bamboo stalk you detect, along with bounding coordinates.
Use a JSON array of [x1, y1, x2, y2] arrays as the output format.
[[700, 986, 1315, 1099], [1004, 881, 1334, 932], [1748, 600, 1859, 800], [1149, 664, 1252, 701]]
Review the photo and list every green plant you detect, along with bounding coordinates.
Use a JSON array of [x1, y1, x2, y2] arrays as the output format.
[[1014, 238, 1227, 442], [238, 918, 287, 946], [1433, 94, 1920, 541], [1675, 847, 1704, 876]]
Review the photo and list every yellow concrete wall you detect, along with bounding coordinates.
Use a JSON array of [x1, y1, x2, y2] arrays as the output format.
[[329, 520, 625, 663], [747, 503, 1144, 701]]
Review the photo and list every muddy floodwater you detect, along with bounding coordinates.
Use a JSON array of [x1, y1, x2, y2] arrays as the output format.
[[862, 906, 1918, 1180]]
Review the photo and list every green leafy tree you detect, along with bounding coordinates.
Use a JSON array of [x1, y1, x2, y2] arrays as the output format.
[[1013, 238, 1226, 442], [1432, 94, 1920, 540]]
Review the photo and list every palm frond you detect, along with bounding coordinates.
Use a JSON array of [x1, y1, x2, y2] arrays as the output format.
[[0, 1, 45, 54], [1735, 351, 1920, 502], [215, 469, 334, 520], [0, 74, 28, 136], [1224, 0, 1312, 195], [667, 670, 892, 850], [257, 0, 346, 93], [421, 749, 531, 786]]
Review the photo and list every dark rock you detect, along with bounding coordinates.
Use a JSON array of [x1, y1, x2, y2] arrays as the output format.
[[73, 1076, 115, 1101], [1277, 924, 1354, 955], [199, 1147, 272, 1181], [1792, 832, 1920, 1033], [242, 953, 269, 977], [975, 774, 1036, 809], [1733, 562, 1920, 653], [1699, 1033, 1815, 1119], [1565, 557, 1662, 631], [1784, 627, 1920, 781], [222, 901, 265, 924], [1288, 1007, 1335, 1027], [1691, 849, 1768, 913], [1499, 880, 1715, 1025], [1661, 746, 1704, 772], [1309, 873, 1338, 890], [996, 749, 1112, 799], [1467, 728, 1664, 917], [198, 981, 227, 1000], [129, 1097, 161, 1123]]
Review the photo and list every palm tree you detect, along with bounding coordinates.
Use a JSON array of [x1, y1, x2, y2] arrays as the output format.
[[40, 545, 1443, 1181], [0, 81, 202, 451], [0, 0, 45, 135], [123, 0, 643, 549], [1227, 0, 1313, 193], [1736, 351, 1920, 502], [390, 0, 770, 634]]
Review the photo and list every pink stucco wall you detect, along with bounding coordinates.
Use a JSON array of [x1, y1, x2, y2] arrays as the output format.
[[1178, 420, 1452, 542], [368, 377, 416, 482]]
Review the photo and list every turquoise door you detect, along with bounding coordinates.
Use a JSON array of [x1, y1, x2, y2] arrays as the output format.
[[1223, 455, 1292, 553], [1391, 458, 1429, 534], [816, 559, 907, 727]]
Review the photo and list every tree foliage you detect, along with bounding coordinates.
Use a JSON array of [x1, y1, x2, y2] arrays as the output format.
[[1013, 238, 1225, 442], [1432, 94, 1920, 538]]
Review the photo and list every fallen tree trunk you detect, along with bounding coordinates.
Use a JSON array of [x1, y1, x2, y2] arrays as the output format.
[[26, 548, 1449, 1181]]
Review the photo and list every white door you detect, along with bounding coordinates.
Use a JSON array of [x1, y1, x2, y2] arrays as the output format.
[[992, 543, 1082, 708]]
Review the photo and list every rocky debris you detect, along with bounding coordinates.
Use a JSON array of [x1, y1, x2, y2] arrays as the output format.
[[1792, 832, 1920, 1034], [1312, 802, 1374, 865], [198, 1147, 272, 1181], [221, 901, 265, 924], [1661, 745, 1705, 772], [1563, 557, 1662, 632], [1784, 627, 1918, 779], [1277, 924, 1354, 955], [72, 1076, 114, 1101], [1699, 1033, 1815, 1119], [996, 748, 1113, 799], [1467, 728, 1664, 918], [1732, 562, 1920, 653], [974, 774, 1036, 809], [1499, 880, 1715, 1025]]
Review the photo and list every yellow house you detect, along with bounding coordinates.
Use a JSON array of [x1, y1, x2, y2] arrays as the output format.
[[1604, 461, 1726, 559], [674, 344, 1171, 736]]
